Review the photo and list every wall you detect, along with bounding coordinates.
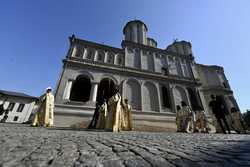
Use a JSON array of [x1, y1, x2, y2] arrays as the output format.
[[0, 97, 35, 123]]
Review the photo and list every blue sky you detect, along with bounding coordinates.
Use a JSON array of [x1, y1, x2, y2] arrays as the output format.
[[0, 0, 249, 112]]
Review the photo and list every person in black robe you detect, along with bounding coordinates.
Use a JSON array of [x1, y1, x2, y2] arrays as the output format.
[[209, 95, 231, 134], [88, 102, 101, 129]]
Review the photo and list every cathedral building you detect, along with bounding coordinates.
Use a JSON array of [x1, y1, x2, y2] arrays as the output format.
[[54, 20, 239, 131]]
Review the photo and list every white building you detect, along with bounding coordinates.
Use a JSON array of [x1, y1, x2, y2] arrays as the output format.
[[0, 90, 37, 123], [53, 20, 240, 131]]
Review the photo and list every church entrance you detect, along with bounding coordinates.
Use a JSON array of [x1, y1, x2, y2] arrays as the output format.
[[97, 78, 116, 103]]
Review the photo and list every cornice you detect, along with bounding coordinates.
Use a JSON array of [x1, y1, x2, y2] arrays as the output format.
[[201, 86, 233, 94], [73, 38, 124, 53], [63, 58, 201, 87]]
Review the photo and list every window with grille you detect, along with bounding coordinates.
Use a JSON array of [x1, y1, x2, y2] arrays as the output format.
[[8, 103, 15, 111], [17, 104, 25, 112]]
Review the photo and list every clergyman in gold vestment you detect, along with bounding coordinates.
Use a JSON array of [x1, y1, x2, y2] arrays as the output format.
[[105, 93, 122, 132], [32, 87, 54, 127], [96, 100, 108, 129], [121, 98, 133, 131]]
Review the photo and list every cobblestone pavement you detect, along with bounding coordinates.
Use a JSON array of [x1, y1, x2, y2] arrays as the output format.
[[0, 124, 250, 167]]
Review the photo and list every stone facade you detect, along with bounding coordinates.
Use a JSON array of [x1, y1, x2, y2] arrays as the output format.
[[54, 20, 240, 131]]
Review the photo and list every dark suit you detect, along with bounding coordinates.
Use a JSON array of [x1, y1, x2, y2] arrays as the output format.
[[209, 99, 230, 134]]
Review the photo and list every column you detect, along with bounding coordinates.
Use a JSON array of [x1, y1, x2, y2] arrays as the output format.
[[71, 46, 77, 57], [90, 82, 98, 102], [82, 48, 87, 59], [94, 50, 98, 61], [185, 89, 192, 108], [104, 51, 108, 63], [63, 80, 73, 101], [156, 83, 162, 112], [140, 49, 143, 70], [169, 85, 176, 113], [152, 52, 156, 72], [114, 54, 118, 65]]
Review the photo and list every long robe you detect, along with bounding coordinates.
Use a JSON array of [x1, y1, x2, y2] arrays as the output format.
[[231, 112, 245, 133], [182, 106, 195, 133], [105, 93, 123, 132], [96, 102, 108, 129], [176, 109, 184, 132], [122, 103, 133, 131], [196, 110, 207, 132], [32, 92, 54, 127]]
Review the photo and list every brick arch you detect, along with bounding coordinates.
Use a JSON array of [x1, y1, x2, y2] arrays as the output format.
[[99, 74, 119, 85], [77, 71, 94, 81]]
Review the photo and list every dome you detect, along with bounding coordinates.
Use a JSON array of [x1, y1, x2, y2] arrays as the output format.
[[123, 20, 148, 45]]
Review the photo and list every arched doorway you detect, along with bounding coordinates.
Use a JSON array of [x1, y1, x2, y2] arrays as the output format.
[[187, 87, 203, 111], [97, 78, 116, 103], [70, 75, 91, 102], [161, 85, 171, 109]]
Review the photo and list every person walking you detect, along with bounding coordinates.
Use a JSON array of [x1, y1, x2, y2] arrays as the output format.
[[181, 101, 196, 133], [176, 105, 183, 132], [209, 95, 231, 134], [196, 109, 208, 133], [96, 100, 108, 129], [230, 107, 246, 134], [88, 102, 101, 129], [32, 87, 54, 127]]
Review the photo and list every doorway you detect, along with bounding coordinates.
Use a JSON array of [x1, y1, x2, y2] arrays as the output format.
[[97, 78, 116, 103]]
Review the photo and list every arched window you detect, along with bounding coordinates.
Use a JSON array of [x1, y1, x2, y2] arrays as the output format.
[[97, 51, 105, 62], [87, 49, 94, 60], [70, 76, 91, 102], [117, 56, 123, 65], [107, 53, 114, 64], [161, 86, 171, 108], [142, 82, 159, 112], [125, 79, 141, 110]]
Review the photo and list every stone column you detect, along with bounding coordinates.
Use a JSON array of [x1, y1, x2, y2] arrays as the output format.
[[152, 52, 156, 72], [104, 51, 108, 63], [63, 80, 73, 101], [90, 82, 98, 102], [140, 49, 143, 70], [169, 85, 176, 113], [157, 84, 162, 112], [185, 89, 192, 108], [71, 46, 77, 57], [94, 50, 98, 61], [82, 48, 86, 59]]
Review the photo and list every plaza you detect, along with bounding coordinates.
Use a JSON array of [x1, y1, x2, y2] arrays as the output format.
[[0, 124, 249, 167]]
